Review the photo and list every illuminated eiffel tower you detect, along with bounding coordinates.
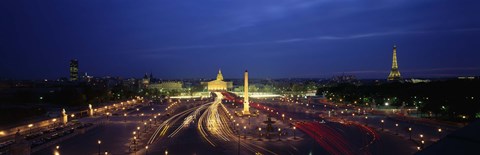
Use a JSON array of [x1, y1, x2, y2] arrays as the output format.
[[387, 44, 401, 81]]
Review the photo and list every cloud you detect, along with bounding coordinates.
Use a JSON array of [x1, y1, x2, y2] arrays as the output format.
[[138, 27, 480, 53]]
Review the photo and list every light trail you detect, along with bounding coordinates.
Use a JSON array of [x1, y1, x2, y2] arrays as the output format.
[[197, 92, 278, 155], [168, 103, 210, 138], [148, 103, 211, 144]]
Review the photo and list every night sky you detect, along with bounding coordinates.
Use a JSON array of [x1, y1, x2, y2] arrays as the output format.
[[1, 0, 480, 79]]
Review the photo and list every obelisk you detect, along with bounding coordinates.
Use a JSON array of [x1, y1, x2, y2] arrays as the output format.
[[243, 70, 250, 115]]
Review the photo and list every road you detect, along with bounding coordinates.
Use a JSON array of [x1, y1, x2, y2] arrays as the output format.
[[31, 92, 434, 155]]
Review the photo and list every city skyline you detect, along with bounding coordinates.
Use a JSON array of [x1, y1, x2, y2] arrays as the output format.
[[1, 0, 480, 79]]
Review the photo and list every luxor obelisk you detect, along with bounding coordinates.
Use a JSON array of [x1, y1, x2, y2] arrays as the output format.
[[242, 70, 250, 115]]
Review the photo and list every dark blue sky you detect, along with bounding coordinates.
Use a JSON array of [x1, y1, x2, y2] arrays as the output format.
[[1, 0, 480, 79]]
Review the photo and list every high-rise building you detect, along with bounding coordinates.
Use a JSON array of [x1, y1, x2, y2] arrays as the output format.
[[70, 59, 79, 81], [388, 45, 401, 81]]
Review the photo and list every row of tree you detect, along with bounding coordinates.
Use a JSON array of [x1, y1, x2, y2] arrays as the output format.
[[317, 80, 480, 121], [0, 84, 139, 106]]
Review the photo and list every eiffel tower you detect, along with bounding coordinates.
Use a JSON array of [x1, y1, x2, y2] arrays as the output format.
[[388, 44, 401, 81]]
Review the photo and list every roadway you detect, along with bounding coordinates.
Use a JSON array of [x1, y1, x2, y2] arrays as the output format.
[[32, 92, 433, 155]]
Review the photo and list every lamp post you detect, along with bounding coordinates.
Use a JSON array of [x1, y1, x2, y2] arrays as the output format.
[[408, 127, 412, 140], [97, 140, 101, 155], [124, 113, 127, 122], [54, 145, 60, 155], [438, 128, 442, 140], [395, 123, 399, 135], [236, 123, 239, 134], [232, 120, 236, 132], [258, 127, 262, 141], [133, 136, 137, 151], [381, 120, 384, 131], [28, 124, 34, 134], [52, 119, 57, 128], [365, 116, 368, 126], [278, 128, 281, 141], [104, 151, 108, 155], [145, 145, 148, 155], [243, 126, 247, 139], [293, 126, 296, 139]]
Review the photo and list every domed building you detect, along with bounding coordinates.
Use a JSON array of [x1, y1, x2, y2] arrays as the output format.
[[202, 69, 233, 91]]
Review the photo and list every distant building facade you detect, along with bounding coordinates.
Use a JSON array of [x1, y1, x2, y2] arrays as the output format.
[[70, 59, 79, 81], [201, 70, 233, 91], [141, 73, 150, 88], [149, 81, 183, 90]]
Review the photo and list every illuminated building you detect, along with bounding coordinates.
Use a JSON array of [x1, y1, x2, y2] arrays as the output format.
[[202, 70, 232, 91], [142, 73, 150, 87], [387, 44, 402, 81], [243, 70, 250, 115], [149, 81, 183, 90], [69, 59, 78, 81]]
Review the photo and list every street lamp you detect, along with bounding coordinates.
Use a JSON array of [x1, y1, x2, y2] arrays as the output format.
[[293, 126, 296, 139], [133, 136, 137, 151], [236, 123, 239, 133], [408, 127, 412, 140], [97, 140, 101, 155], [438, 128, 442, 140], [365, 116, 368, 126], [165, 150, 168, 155], [395, 123, 399, 135], [145, 145, 149, 155], [104, 151, 108, 155], [124, 113, 127, 122], [52, 119, 57, 128], [258, 127, 262, 141], [144, 122, 147, 132], [381, 120, 384, 131], [278, 128, 281, 141], [243, 126, 247, 139], [28, 124, 34, 134]]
